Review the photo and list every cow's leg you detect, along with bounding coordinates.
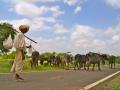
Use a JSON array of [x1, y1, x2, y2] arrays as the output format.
[[74, 61, 78, 70], [67, 62, 69, 70], [65, 60, 67, 70], [84, 63, 86, 70], [31, 63, 33, 68], [33, 59, 35, 67], [111, 63, 113, 69], [51, 60, 53, 66], [87, 64, 89, 71], [57, 61, 60, 67], [36, 60, 38, 67], [66, 61, 69, 70], [50, 60, 52, 66], [109, 62, 111, 68], [80, 63, 82, 69], [33, 57, 36, 67], [64, 60, 66, 69], [63, 61, 65, 69], [78, 62, 80, 70], [92, 64, 95, 71], [34, 57, 37, 67], [77, 62, 80, 70], [40, 60, 41, 65], [74, 64, 76, 70], [114, 62, 115, 69], [50, 61, 52, 66], [56, 61, 58, 66], [110, 62, 112, 69], [30, 60, 33, 68], [41, 60, 44, 65], [98, 62, 101, 71]]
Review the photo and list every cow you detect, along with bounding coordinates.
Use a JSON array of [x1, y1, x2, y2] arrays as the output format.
[[86, 52, 101, 71], [39, 54, 45, 65], [46, 55, 56, 66], [74, 54, 86, 70], [60, 53, 71, 70], [30, 51, 40, 68], [102, 54, 116, 69], [54, 55, 62, 67], [109, 55, 116, 69]]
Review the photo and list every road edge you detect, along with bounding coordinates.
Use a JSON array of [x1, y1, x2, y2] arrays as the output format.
[[0, 70, 67, 74]]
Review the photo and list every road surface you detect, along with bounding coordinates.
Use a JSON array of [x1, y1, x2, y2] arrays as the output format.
[[0, 65, 120, 90]]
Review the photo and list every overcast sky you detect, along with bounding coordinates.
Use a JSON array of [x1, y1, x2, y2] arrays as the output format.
[[0, 0, 120, 55]]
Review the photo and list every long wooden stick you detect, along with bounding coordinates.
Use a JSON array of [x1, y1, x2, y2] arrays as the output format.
[[14, 29, 37, 44]]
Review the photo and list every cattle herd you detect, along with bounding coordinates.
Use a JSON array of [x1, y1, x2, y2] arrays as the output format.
[[30, 51, 116, 71]]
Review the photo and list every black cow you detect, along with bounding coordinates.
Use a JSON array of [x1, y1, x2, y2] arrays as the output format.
[[46, 55, 56, 66], [86, 52, 102, 71], [39, 54, 45, 65], [54, 55, 62, 67], [74, 54, 86, 70], [30, 51, 39, 68], [102, 54, 116, 69]]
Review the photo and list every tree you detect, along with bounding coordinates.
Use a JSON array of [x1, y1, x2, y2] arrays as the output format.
[[43, 52, 52, 57], [0, 22, 16, 53]]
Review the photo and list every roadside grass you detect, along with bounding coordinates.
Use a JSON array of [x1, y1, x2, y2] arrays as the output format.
[[0, 61, 11, 73], [0, 58, 64, 73], [96, 75, 120, 90], [0, 59, 12, 73]]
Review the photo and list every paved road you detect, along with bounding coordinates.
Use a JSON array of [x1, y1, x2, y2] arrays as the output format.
[[0, 65, 120, 90]]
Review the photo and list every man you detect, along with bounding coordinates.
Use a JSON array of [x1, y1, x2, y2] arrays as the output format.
[[10, 25, 30, 81]]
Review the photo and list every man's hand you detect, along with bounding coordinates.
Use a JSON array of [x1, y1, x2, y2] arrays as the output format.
[[26, 45, 32, 48]]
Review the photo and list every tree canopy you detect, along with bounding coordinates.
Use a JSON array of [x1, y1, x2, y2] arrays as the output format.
[[0, 22, 16, 53]]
